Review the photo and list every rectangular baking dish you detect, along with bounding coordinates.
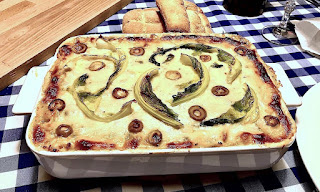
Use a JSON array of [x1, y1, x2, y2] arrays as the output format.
[[25, 33, 296, 179], [26, 139, 293, 179]]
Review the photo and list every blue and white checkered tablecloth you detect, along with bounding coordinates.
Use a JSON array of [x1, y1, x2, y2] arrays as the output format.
[[1, 0, 320, 191]]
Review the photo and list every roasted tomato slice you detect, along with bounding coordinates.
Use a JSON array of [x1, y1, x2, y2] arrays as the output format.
[[56, 124, 73, 137], [211, 86, 229, 96], [147, 130, 162, 146], [112, 87, 129, 99], [72, 42, 87, 54], [130, 47, 145, 56], [200, 55, 211, 62], [188, 105, 207, 121], [48, 99, 66, 111], [128, 119, 144, 133]]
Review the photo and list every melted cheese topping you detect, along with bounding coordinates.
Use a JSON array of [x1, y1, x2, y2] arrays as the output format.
[[28, 34, 296, 152]]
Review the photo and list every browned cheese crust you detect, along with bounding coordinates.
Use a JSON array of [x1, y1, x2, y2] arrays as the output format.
[[28, 33, 296, 152]]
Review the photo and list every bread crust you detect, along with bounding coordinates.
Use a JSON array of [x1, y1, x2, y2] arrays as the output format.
[[184, 1, 202, 12], [122, 1, 212, 34], [122, 8, 166, 33], [184, 1, 212, 33], [156, 0, 190, 32]]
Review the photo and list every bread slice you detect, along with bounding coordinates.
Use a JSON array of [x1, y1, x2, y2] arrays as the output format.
[[122, 1, 212, 34], [185, 1, 212, 33], [122, 8, 166, 33], [155, 0, 190, 32]]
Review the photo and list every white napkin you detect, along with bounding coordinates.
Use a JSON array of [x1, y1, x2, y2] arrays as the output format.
[[292, 17, 320, 56]]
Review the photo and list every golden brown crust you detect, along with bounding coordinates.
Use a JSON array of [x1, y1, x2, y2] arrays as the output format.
[[198, 12, 213, 33], [188, 11, 204, 33], [28, 33, 296, 152], [122, 1, 212, 34], [184, 1, 212, 33], [156, 0, 190, 32], [187, 10, 213, 33], [184, 1, 202, 12], [122, 8, 166, 33]]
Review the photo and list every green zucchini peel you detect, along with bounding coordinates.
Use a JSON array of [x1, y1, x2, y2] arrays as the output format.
[[149, 43, 219, 66], [201, 84, 259, 126], [171, 54, 210, 106], [134, 68, 183, 128], [149, 43, 242, 84], [69, 54, 132, 122], [217, 50, 242, 84]]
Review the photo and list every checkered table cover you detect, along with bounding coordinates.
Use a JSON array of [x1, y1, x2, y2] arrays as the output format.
[[1, 0, 320, 191]]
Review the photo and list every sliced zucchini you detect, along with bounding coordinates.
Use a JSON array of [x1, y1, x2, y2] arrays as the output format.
[[134, 68, 183, 128], [217, 49, 242, 84], [68, 54, 130, 122], [171, 54, 210, 106], [201, 84, 259, 126], [149, 43, 242, 84]]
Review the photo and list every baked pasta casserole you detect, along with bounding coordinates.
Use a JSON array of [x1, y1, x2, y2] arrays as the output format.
[[28, 33, 296, 152]]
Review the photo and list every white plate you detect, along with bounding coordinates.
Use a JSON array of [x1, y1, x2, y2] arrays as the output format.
[[296, 82, 320, 190], [12, 62, 301, 114]]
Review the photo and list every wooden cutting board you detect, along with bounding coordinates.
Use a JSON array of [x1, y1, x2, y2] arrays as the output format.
[[0, 0, 133, 91]]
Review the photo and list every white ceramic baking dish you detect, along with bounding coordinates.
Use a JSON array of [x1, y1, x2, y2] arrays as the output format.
[[26, 129, 294, 178], [24, 33, 296, 179]]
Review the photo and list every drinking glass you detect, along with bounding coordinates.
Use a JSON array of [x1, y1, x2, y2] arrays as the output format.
[[261, 0, 298, 45]]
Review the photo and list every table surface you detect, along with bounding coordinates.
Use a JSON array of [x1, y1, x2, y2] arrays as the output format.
[[1, 0, 320, 191]]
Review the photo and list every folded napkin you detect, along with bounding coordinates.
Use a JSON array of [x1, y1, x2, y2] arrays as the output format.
[[292, 17, 320, 56]]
